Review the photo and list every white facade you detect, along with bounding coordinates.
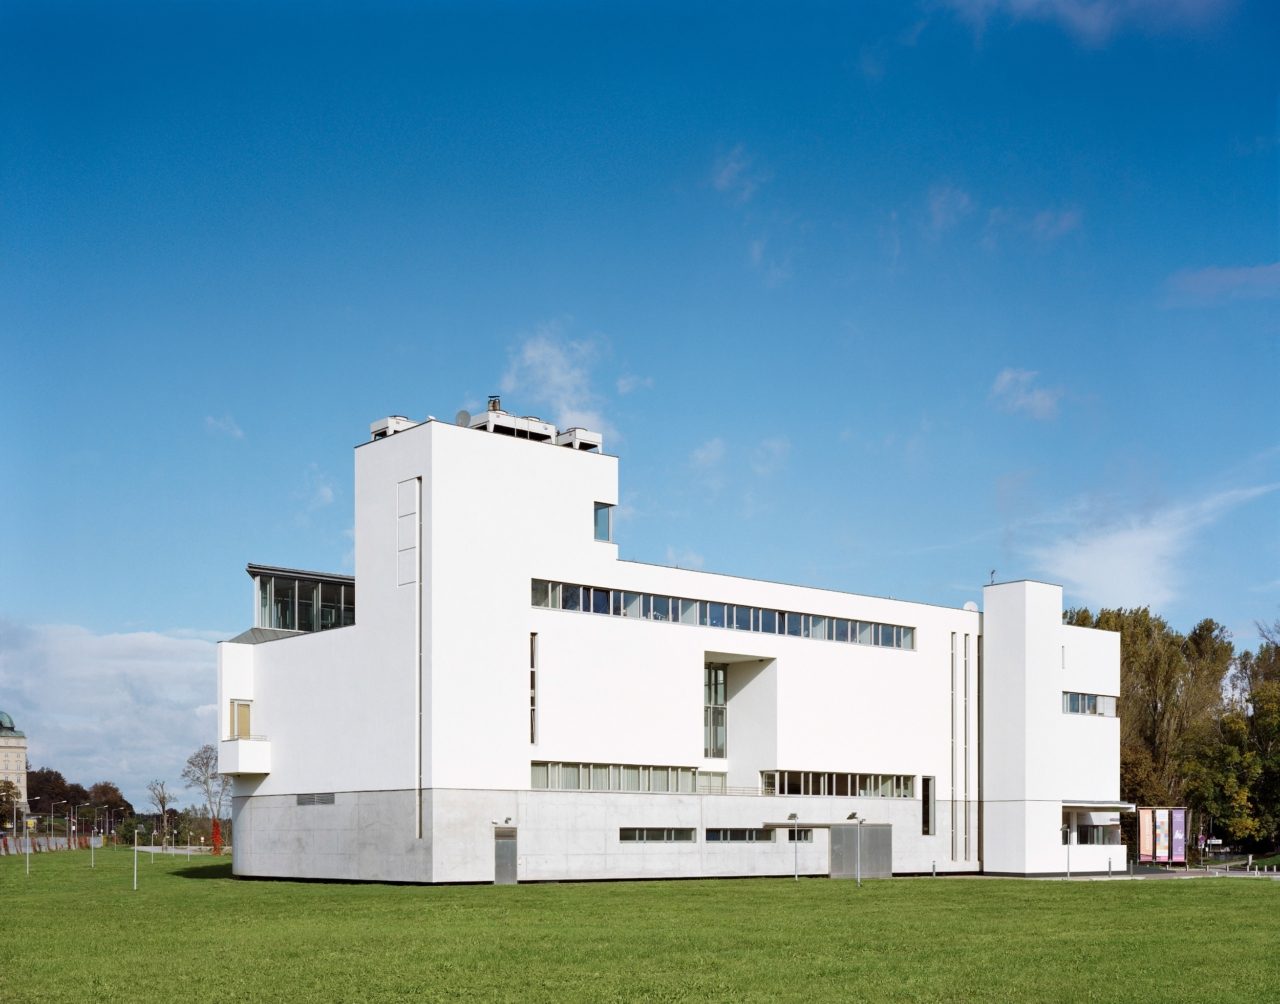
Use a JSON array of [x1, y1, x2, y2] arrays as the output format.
[[217, 405, 1128, 882]]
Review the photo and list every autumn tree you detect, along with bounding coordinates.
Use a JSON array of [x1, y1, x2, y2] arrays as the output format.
[[181, 744, 231, 826]]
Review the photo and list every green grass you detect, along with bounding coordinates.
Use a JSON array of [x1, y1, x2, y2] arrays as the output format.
[[5, 847, 1278, 1002]]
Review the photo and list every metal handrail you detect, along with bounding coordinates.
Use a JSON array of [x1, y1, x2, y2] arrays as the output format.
[[222, 734, 268, 742]]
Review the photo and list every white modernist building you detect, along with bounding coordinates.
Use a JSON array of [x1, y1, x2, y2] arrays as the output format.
[[217, 402, 1130, 883]]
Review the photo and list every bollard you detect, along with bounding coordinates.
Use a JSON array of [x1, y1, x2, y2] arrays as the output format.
[[1108, 858, 1111, 878], [932, 860, 936, 878]]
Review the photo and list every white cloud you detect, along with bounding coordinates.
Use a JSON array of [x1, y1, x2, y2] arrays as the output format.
[[302, 463, 335, 509], [204, 414, 243, 439], [1164, 262, 1280, 305], [939, 0, 1228, 46], [0, 620, 219, 809], [748, 237, 793, 287], [750, 436, 791, 477], [983, 206, 1082, 248], [712, 144, 766, 204], [500, 322, 613, 437], [664, 546, 705, 570], [990, 367, 1063, 420], [690, 437, 726, 470], [1030, 207, 1083, 241], [927, 183, 974, 234], [1027, 485, 1278, 609], [616, 374, 653, 396]]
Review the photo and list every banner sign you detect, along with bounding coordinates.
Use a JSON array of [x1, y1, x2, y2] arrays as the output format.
[[1154, 808, 1170, 862], [1139, 807, 1153, 862], [1171, 808, 1186, 864]]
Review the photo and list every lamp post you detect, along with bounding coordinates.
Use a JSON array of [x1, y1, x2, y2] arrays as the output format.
[[1062, 823, 1072, 880], [848, 812, 866, 888], [77, 802, 90, 849], [27, 796, 40, 856], [787, 813, 799, 881], [51, 801, 66, 846]]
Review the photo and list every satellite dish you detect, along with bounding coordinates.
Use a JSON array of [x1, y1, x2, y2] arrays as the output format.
[[963, 601, 979, 612], [455, 410, 472, 427]]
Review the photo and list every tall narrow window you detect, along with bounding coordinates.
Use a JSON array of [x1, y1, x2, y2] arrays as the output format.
[[529, 633, 538, 744], [922, 776, 935, 835], [593, 502, 613, 542], [704, 663, 727, 758], [230, 700, 252, 739]]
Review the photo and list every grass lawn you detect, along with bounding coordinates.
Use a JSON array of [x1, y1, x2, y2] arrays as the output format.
[[4, 847, 1278, 1002]]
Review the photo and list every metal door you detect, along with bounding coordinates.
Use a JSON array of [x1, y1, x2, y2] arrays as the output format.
[[494, 827, 517, 885]]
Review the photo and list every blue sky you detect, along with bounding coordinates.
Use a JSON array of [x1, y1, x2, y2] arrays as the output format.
[[2, 0, 1277, 808]]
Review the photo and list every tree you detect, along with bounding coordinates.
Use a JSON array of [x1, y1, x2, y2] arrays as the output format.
[[146, 779, 176, 837], [0, 779, 20, 828], [181, 744, 231, 827], [1066, 608, 1231, 805], [26, 767, 69, 810], [88, 781, 134, 817]]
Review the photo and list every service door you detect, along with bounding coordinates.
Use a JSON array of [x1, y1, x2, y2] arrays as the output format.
[[494, 827, 517, 885]]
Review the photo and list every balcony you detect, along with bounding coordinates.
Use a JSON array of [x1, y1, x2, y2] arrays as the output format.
[[219, 736, 271, 775]]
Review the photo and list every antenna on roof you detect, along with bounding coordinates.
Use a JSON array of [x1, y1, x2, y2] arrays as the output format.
[[455, 410, 471, 427], [989, 569, 996, 585]]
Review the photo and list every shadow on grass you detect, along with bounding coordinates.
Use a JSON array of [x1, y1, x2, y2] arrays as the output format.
[[171, 861, 235, 880]]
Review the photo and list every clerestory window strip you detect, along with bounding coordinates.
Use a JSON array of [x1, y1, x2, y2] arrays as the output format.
[[531, 579, 916, 651]]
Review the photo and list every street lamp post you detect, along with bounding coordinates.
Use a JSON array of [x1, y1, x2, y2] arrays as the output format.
[[77, 802, 90, 850], [787, 813, 799, 881], [51, 801, 66, 847], [848, 812, 866, 888]]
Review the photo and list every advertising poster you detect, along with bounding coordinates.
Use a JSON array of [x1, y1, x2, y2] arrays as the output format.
[[1139, 807, 1153, 862], [1154, 808, 1170, 862], [1171, 808, 1186, 863]]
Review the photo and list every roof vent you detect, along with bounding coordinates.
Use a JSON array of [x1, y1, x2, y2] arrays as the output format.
[[370, 416, 418, 441], [488, 395, 502, 412]]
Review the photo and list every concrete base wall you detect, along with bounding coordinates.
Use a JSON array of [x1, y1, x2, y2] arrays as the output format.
[[231, 790, 433, 882], [232, 787, 984, 883]]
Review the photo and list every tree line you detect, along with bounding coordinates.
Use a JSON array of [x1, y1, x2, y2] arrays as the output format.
[[1066, 609, 1280, 852], [14, 744, 232, 844]]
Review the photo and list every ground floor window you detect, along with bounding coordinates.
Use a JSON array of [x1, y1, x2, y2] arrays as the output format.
[[619, 828, 695, 842], [706, 828, 774, 842], [786, 828, 813, 842]]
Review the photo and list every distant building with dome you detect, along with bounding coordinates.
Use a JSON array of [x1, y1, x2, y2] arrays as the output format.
[[0, 711, 29, 810]]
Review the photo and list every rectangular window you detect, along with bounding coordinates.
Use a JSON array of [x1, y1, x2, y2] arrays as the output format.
[[835, 619, 850, 643], [705, 829, 774, 842], [760, 609, 777, 633], [230, 700, 251, 739], [732, 605, 752, 631], [785, 612, 802, 637], [590, 587, 610, 615], [922, 776, 935, 835], [593, 502, 613, 542], [619, 828, 695, 843], [679, 598, 698, 625], [531, 580, 551, 607], [704, 663, 727, 759], [562, 585, 582, 612], [529, 633, 538, 744], [708, 602, 726, 628], [787, 828, 813, 842], [1062, 692, 1117, 717]]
